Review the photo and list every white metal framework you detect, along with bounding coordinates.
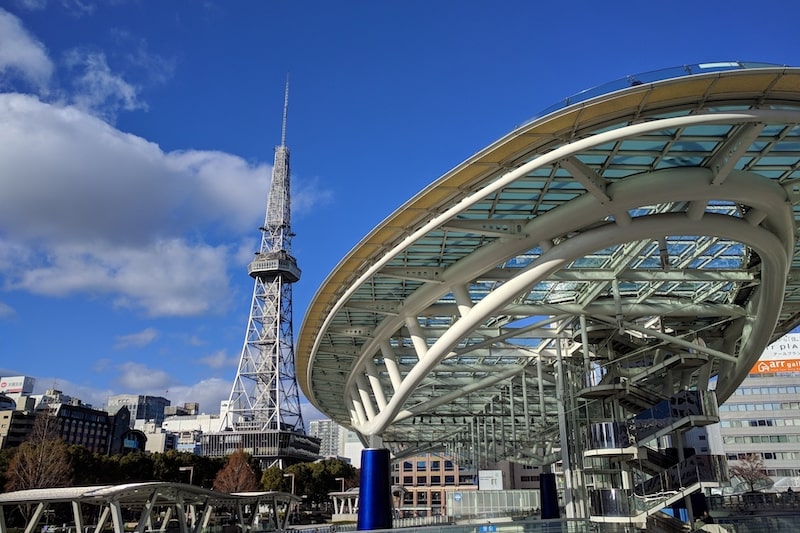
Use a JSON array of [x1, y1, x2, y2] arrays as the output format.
[[296, 63, 800, 519], [211, 80, 310, 467], [0, 483, 300, 533]]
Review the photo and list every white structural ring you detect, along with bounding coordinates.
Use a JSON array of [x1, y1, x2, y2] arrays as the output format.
[[343, 169, 793, 435], [349, 207, 790, 435]]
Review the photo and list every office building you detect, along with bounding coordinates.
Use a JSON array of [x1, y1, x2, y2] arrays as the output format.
[[107, 394, 170, 429], [391, 452, 477, 517], [720, 332, 800, 489]]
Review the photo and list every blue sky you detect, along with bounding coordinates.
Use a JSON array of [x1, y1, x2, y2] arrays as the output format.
[[0, 0, 798, 423]]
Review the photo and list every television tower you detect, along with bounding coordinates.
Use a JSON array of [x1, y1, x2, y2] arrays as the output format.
[[207, 78, 318, 468]]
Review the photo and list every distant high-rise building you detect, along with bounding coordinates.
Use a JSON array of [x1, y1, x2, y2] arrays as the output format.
[[719, 332, 800, 490], [202, 79, 319, 468], [309, 419, 342, 457], [107, 394, 170, 429], [308, 419, 365, 466]]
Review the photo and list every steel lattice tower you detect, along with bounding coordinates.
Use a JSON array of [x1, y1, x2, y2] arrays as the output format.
[[210, 79, 318, 467]]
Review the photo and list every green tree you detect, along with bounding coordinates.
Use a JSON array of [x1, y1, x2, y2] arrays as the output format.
[[67, 445, 115, 485], [117, 451, 155, 482], [281, 459, 357, 506], [261, 466, 285, 491]]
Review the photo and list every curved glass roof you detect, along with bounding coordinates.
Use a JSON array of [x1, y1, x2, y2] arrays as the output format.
[[297, 64, 800, 461]]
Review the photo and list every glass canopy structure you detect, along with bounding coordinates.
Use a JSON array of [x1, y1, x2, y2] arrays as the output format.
[[296, 62, 800, 524]]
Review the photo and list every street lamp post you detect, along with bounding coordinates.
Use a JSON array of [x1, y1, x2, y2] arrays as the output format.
[[283, 473, 296, 495], [283, 473, 296, 524], [179, 466, 194, 485]]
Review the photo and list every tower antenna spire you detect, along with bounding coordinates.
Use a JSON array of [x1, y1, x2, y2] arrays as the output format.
[[281, 74, 289, 147]]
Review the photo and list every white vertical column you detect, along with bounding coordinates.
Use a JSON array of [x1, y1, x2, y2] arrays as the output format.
[[555, 337, 574, 519]]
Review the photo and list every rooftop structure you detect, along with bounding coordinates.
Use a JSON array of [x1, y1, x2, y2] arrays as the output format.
[[0, 483, 299, 533], [297, 62, 800, 526]]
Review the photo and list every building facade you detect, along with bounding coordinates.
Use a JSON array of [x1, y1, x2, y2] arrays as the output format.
[[0, 403, 134, 455], [390, 453, 477, 517], [719, 332, 800, 490], [309, 419, 341, 458], [107, 394, 170, 429]]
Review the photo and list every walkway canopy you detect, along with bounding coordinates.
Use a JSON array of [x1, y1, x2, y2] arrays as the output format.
[[297, 62, 800, 463], [0, 483, 299, 533]]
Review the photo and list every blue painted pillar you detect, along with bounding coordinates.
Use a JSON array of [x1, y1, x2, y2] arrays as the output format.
[[540, 472, 560, 519], [357, 448, 393, 530]]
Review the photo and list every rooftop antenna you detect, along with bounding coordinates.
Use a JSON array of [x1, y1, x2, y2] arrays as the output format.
[[281, 74, 289, 147]]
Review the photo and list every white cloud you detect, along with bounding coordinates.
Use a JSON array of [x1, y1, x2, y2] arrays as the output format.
[[16, 1, 95, 16], [0, 301, 15, 318], [15, 0, 47, 10], [116, 361, 172, 391], [293, 176, 334, 216], [0, 8, 53, 91], [64, 49, 145, 121], [164, 377, 230, 415], [108, 29, 175, 86], [0, 93, 272, 317], [114, 327, 158, 349], [199, 349, 238, 369]]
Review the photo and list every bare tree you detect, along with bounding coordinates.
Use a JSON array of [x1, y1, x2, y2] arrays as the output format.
[[5, 410, 72, 492], [729, 453, 772, 493], [213, 449, 259, 493]]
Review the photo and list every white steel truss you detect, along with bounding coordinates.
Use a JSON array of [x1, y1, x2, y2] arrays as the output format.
[[220, 80, 305, 448]]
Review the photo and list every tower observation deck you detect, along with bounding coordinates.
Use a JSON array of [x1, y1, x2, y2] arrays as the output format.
[[202, 79, 319, 468]]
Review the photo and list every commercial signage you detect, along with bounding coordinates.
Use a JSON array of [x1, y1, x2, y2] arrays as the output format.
[[751, 333, 800, 374], [0, 376, 35, 394], [750, 359, 800, 375], [478, 469, 503, 491], [761, 333, 800, 358]]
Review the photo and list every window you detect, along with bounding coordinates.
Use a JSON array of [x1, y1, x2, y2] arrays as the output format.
[[416, 460, 427, 471], [431, 460, 440, 470]]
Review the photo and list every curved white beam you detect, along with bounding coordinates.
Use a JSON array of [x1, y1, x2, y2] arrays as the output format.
[[308, 110, 800, 394], [350, 211, 788, 435], [340, 166, 792, 431]]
